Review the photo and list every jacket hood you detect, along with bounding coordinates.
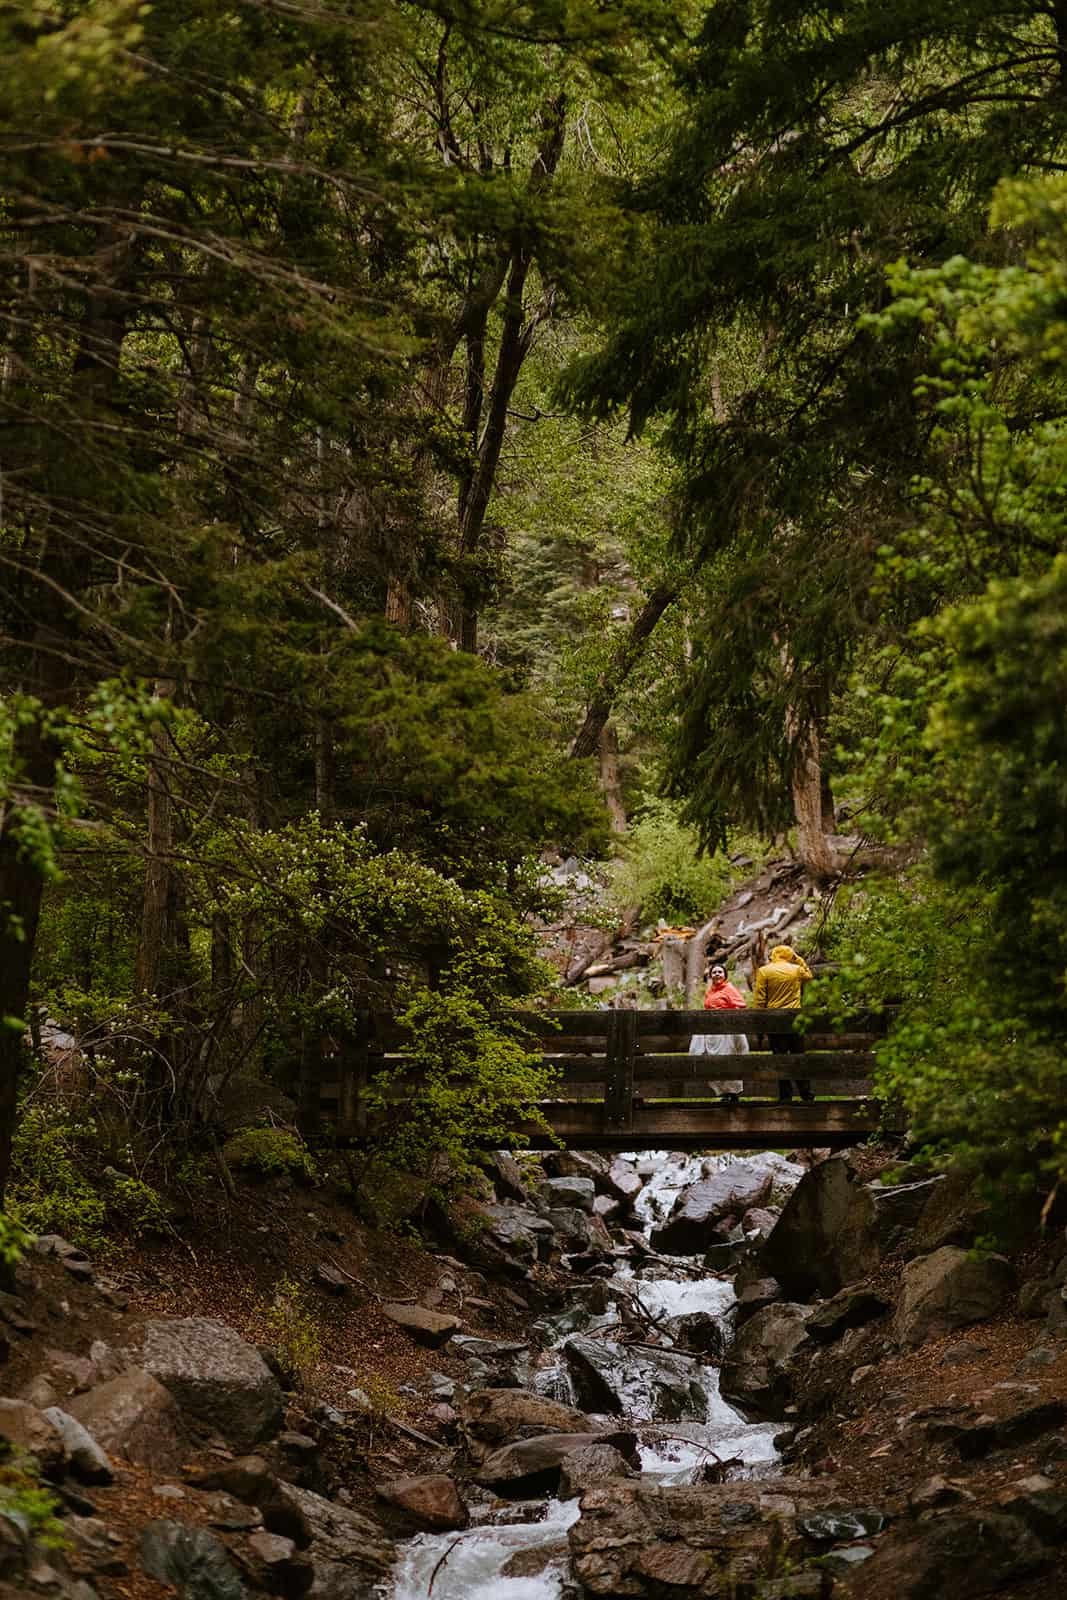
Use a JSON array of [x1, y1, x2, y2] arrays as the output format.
[[770, 945, 797, 962]]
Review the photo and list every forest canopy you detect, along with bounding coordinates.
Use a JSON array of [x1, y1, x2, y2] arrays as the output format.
[[3, 0, 1067, 1217]]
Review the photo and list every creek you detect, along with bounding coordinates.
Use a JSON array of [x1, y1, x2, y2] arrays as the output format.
[[388, 1149, 805, 1600]]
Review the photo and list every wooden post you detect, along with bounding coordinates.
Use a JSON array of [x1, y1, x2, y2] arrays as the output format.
[[603, 1009, 636, 1132]]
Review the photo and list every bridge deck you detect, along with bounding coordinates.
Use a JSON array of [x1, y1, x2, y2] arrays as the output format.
[[310, 1005, 900, 1149]]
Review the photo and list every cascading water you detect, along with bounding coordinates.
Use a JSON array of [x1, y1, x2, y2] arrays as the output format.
[[387, 1148, 805, 1600]]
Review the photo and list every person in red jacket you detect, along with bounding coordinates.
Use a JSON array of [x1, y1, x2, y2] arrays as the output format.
[[689, 963, 749, 1105]]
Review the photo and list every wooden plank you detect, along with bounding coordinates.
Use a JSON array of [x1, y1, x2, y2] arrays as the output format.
[[520, 1098, 897, 1152], [632, 1009, 891, 1035], [603, 1009, 636, 1130], [538, 1053, 873, 1082]]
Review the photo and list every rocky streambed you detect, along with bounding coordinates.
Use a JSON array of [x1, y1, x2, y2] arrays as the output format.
[[388, 1149, 847, 1600]]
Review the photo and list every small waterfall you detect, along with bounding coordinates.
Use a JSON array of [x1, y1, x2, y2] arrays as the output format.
[[385, 1148, 805, 1599]]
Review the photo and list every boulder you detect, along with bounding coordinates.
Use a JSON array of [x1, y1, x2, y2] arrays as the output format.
[[141, 1318, 284, 1448], [263, 1484, 394, 1595], [376, 1474, 468, 1532], [735, 1278, 783, 1325], [606, 1158, 643, 1207], [593, 1194, 620, 1222], [242, 1530, 314, 1597], [0, 1398, 66, 1479], [869, 1176, 945, 1249], [805, 1284, 891, 1344], [567, 1480, 828, 1597], [740, 1208, 779, 1239], [69, 1368, 186, 1471], [41, 1408, 112, 1483], [759, 1156, 880, 1297], [543, 1176, 596, 1212], [894, 1247, 1016, 1346], [850, 1509, 1048, 1598], [188, 1454, 278, 1505], [651, 1166, 774, 1255], [482, 1151, 530, 1204], [558, 1441, 636, 1498], [459, 1388, 592, 1455], [139, 1521, 246, 1600], [475, 1430, 639, 1493], [543, 1151, 610, 1184], [480, 1204, 555, 1262], [720, 1304, 812, 1419], [546, 1208, 595, 1251], [663, 1312, 727, 1360], [564, 1335, 708, 1422], [380, 1303, 462, 1348]]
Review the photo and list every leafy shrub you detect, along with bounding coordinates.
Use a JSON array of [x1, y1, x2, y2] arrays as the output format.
[[7, 1106, 107, 1248], [101, 1170, 172, 1236], [222, 1127, 318, 1182], [608, 796, 769, 926], [262, 1277, 322, 1384]]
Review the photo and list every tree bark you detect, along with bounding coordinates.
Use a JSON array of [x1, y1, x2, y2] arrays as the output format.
[[790, 719, 836, 882], [570, 584, 678, 758], [134, 682, 177, 996], [598, 723, 627, 833]]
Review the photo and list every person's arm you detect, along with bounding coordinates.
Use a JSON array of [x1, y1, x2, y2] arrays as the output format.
[[753, 969, 767, 1009], [796, 957, 814, 983]]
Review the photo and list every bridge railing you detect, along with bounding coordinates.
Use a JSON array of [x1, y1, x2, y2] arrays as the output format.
[[311, 1005, 895, 1141]]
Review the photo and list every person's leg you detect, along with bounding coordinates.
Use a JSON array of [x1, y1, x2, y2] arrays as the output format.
[[791, 1033, 812, 1101], [769, 1032, 793, 1100]]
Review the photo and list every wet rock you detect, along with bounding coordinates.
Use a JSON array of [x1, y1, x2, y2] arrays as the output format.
[[459, 1388, 592, 1456], [894, 1247, 1015, 1346], [558, 1442, 636, 1498], [663, 1311, 727, 1359], [380, 1303, 462, 1348], [564, 1335, 708, 1422], [0, 1398, 66, 1478], [241, 1530, 314, 1597], [821, 1545, 874, 1576], [567, 1480, 826, 1597], [69, 1369, 186, 1472], [544, 1176, 597, 1212], [797, 1508, 884, 1542], [449, 1334, 527, 1385], [139, 1520, 245, 1600], [805, 1284, 891, 1344], [593, 1194, 621, 1222], [141, 1318, 284, 1448], [735, 1278, 783, 1325], [42, 1409, 113, 1484], [740, 1208, 778, 1239], [759, 1156, 879, 1298], [606, 1158, 643, 1207], [376, 1474, 468, 1532], [720, 1304, 812, 1420], [500, 1539, 571, 1580], [475, 1431, 639, 1493], [651, 1167, 773, 1255]]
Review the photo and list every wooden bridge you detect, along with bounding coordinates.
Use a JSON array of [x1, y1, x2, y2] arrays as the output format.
[[311, 1006, 900, 1152]]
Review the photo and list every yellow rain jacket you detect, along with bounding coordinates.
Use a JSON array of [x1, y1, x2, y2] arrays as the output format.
[[753, 945, 813, 1010]]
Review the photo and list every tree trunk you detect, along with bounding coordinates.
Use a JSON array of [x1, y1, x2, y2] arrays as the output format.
[[571, 584, 678, 758], [598, 723, 627, 833], [134, 683, 176, 996], [790, 720, 836, 882]]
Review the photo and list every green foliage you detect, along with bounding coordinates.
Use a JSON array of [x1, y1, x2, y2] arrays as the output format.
[[223, 1129, 318, 1184], [365, 985, 557, 1194], [608, 797, 769, 925], [0, 1453, 66, 1551], [7, 1107, 108, 1249], [262, 1277, 322, 1386]]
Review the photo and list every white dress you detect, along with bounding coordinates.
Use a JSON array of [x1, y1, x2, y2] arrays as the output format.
[[689, 1014, 749, 1096]]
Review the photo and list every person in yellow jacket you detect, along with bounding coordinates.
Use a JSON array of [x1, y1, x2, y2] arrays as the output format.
[[753, 944, 814, 1104]]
